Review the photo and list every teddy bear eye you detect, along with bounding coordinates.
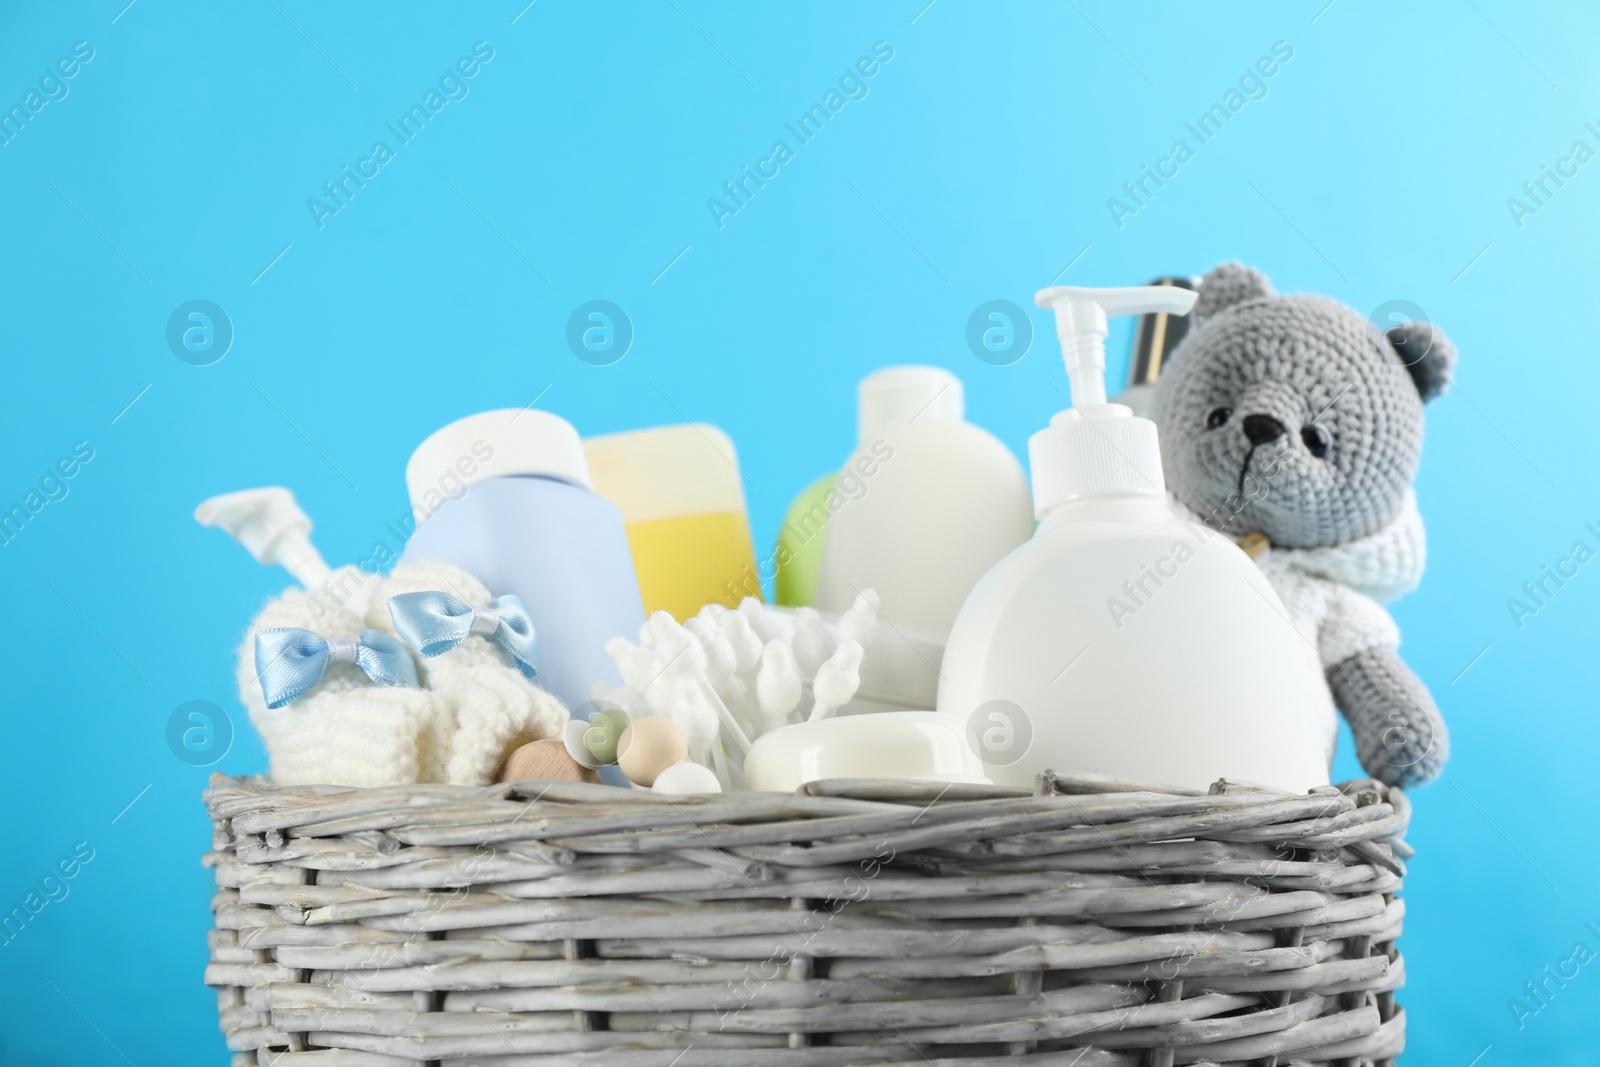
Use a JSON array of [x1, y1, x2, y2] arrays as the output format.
[[1301, 424, 1330, 458], [1205, 407, 1232, 430]]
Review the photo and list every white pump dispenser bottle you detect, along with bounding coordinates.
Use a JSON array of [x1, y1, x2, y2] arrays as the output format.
[[936, 284, 1334, 793]]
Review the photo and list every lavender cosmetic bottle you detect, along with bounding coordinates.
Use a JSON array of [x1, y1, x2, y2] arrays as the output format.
[[400, 409, 645, 717]]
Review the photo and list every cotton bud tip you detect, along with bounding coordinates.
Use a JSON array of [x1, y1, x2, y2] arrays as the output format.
[[792, 607, 831, 677], [756, 641, 802, 724], [809, 640, 864, 721], [739, 597, 781, 641], [647, 610, 681, 644], [838, 590, 881, 648], [703, 633, 737, 682], [721, 613, 762, 673]]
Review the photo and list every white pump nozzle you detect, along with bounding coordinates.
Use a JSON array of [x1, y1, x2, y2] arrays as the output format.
[[1035, 285, 1199, 410], [1027, 283, 1200, 514], [197, 486, 383, 616], [195, 486, 334, 591]]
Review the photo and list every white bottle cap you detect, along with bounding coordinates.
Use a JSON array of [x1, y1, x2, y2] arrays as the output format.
[[1028, 284, 1198, 515], [406, 408, 592, 509], [857, 366, 964, 446]]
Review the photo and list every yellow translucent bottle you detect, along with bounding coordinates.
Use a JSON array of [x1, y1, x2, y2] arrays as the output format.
[[583, 424, 761, 620]]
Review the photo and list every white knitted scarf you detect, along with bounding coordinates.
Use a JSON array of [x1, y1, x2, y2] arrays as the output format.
[[1173, 491, 1427, 759], [1257, 491, 1427, 605]]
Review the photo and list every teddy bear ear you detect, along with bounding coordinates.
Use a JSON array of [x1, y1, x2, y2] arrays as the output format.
[[1386, 322, 1456, 403], [1192, 262, 1274, 324]]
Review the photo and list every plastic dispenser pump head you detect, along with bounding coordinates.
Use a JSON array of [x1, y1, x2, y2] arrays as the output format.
[[1028, 285, 1199, 517], [195, 486, 384, 617], [195, 487, 332, 589]]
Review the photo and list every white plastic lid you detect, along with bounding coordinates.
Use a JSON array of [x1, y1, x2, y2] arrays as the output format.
[[1028, 285, 1198, 514], [405, 408, 591, 508], [858, 366, 964, 445]]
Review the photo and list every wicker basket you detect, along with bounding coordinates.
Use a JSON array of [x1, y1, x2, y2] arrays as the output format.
[[203, 770, 1412, 1066]]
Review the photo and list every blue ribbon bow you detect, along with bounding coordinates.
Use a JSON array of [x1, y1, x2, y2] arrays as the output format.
[[387, 591, 538, 678], [255, 628, 419, 709]]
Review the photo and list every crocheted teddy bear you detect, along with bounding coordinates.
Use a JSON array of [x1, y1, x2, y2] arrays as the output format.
[[1152, 262, 1453, 787]]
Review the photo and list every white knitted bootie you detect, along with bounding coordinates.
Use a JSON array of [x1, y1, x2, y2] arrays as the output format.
[[367, 561, 570, 786], [237, 586, 433, 787]]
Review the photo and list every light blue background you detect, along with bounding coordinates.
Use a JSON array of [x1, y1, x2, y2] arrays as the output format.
[[1, 2, 1593, 1063]]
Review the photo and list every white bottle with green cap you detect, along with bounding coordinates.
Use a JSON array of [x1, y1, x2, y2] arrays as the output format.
[[937, 285, 1333, 793], [400, 409, 645, 713]]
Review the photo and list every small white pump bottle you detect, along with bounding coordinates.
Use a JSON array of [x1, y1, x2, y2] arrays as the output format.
[[937, 284, 1334, 793]]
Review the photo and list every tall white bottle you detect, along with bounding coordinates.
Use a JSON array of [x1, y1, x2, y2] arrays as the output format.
[[813, 366, 1034, 642], [937, 285, 1333, 793]]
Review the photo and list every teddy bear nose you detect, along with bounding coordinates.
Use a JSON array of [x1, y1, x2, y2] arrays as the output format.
[[1241, 414, 1288, 445]]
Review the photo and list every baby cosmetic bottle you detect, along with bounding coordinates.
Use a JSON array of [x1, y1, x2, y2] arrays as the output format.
[[937, 285, 1333, 793], [812, 366, 1034, 641], [401, 409, 646, 712], [584, 423, 760, 620]]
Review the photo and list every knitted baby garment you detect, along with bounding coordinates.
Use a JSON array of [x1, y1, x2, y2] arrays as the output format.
[[366, 560, 570, 786], [236, 575, 433, 787], [238, 561, 570, 787]]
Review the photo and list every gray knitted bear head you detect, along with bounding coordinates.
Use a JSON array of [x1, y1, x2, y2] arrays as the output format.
[[1152, 263, 1456, 548]]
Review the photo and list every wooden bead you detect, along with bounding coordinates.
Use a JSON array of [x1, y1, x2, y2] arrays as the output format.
[[617, 717, 689, 787], [499, 738, 600, 784]]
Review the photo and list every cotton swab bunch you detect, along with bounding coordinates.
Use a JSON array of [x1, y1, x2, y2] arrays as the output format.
[[635, 613, 752, 789], [597, 591, 881, 789]]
